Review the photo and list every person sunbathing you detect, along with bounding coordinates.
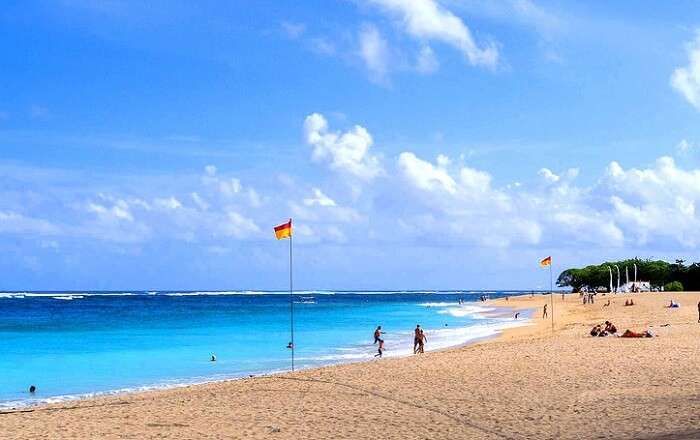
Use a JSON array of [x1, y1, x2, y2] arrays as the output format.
[[621, 329, 654, 338], [590, 325, 602, 337]]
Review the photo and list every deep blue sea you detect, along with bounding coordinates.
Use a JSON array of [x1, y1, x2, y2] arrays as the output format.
[[0, 290, 533, 408]]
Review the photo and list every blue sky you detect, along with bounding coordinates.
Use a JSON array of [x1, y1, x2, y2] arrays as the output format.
[[3, 0, 700, 290]]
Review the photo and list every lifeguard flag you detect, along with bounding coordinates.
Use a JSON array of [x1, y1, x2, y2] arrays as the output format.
[[540, 256, 552, 267], [274, 219, 292, 240]]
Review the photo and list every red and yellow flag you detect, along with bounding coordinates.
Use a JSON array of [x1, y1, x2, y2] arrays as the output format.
[[274, 219, 292, 240], [540, 256, 552, 267]]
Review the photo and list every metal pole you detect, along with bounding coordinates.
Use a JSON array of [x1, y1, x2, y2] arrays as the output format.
[[550, 263, 554, 331], [289, 230, 295, 372]]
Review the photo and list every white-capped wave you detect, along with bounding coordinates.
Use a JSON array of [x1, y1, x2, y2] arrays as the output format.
[[436, 306, 495, 318], [52, 295, 84, 301]]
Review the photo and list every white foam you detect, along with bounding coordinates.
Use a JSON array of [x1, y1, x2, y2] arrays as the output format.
[[52, 295, 84, 301], [436, 306, 495, 318]]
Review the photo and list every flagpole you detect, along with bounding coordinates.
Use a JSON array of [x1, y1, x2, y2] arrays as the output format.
[[549, 263, 554, 331], [289, 225, 295, 372]]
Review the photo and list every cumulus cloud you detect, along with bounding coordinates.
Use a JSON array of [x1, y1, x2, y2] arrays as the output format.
[[398, 152, 457, 193], [304, 113, 383, 180], [368, 0, 499, 68], [538, 168, 560, 183], [671, 31, 700, 110]]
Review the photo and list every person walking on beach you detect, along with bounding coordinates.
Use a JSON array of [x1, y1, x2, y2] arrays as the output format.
[[697, 301, 700, 323], [417, 329, 427, 353], [542, 304, 548, 319], [374, 326, 383, 344], [374, 339, 385, 358], [413, 325, 422, 354]]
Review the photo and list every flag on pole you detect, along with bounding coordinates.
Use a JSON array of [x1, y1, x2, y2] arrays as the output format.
[[274, 219, 292, 240], [540, 256, 552, 267]]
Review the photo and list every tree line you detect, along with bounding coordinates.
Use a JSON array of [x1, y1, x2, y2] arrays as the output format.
[[556, 258, 697, 292]]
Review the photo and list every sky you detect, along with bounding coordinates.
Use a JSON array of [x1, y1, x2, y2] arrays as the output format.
[[3, 0, 700, 291]]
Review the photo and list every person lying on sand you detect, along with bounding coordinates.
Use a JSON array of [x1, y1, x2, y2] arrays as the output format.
[[620, 329, 655, 338], [624, 299, 635, 306], [668, 300, 680, 308], [603, 299, 611, 307]]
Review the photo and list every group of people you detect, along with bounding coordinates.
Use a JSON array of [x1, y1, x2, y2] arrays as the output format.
[[372, 324, 428, 358], [582, 292, 596, 304], [590, 321, 617, 337]]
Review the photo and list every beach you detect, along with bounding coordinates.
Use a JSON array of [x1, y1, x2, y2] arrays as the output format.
[[2, 292, 700, 440]]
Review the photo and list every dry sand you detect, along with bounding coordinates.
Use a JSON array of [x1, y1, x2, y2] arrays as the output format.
[[2, 292, 700, 440]]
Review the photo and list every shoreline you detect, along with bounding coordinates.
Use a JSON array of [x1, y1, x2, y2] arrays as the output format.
[[0, 299, 529, 412], [4, 291, 700, 439]]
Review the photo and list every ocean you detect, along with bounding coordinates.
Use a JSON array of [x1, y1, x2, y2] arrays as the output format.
[[0, 290, 533, 409]]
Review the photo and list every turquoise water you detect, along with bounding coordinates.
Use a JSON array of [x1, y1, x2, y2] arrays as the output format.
[[0, 291, 531, 408]]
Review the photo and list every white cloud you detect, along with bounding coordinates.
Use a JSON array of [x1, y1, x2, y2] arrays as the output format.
[[676, 138, 696, 155], [310, 37, 335, 56], [0, 211, 59, 235], [398, 152, 457, 193], [538, 167, 560, 183], [600, 157, 700, 246], [416, 45, 439, 74], [358, 24, 390, 82], [219, 178, 242, 196], [281, 21, 306, 39], [191, 192, 209, 210], [154, 196, 182, 210], [671, 31, 700, 110], [304, 188, 337, 207], [304, 113, 383, 180], [223, 211, 261, 239], [368, 0, 498, 68], [88, 200, 134, 222]]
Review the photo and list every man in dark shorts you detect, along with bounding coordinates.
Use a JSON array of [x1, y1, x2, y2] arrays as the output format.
[[418, 329, 427, 353], [374, 339, 385, 358], [374, 326, 383, 344], [414, 325, 421, 354]]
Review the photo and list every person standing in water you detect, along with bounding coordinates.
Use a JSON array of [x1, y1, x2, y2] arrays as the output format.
[[374, 326, 383, 344], [543, 304, 548, 319], [418, 329, 427, 353], [413, 325, 422, 354]]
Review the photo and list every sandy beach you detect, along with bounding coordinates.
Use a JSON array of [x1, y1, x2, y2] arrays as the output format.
[[2, 292, 700, 440]]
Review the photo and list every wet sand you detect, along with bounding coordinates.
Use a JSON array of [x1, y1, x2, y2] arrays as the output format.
[[2, 291, 700, 439]]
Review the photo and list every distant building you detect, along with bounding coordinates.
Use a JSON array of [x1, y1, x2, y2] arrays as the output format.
[[620, 281, 651, 292]]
